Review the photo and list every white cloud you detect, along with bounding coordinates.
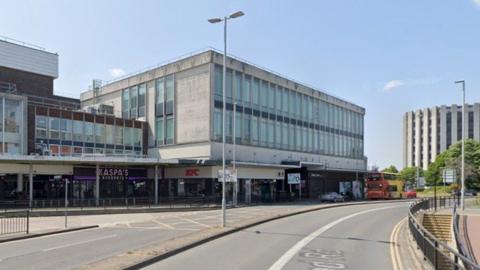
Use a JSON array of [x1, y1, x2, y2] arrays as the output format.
[[473, 0, 480, 7], [383, 80, 405, 92], [108, 68, 125, 78]]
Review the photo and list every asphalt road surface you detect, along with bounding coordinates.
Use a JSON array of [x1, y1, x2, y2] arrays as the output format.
[[0, 226, 189, 270], [145, 201, 409, 270]]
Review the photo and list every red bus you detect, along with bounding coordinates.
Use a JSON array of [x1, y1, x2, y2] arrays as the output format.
[[365, 172, 404, 199]]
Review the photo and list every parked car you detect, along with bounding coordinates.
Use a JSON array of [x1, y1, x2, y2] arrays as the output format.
[[404, 189, 417, 199], [319, 192, 345, 202], [465, 189, 478, 196]]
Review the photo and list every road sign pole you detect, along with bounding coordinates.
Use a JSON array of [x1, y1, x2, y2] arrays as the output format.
[[65, 178, 68, 228]]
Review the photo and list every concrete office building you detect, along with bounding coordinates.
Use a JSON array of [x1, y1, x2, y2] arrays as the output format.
[[403, 103, 480, 170], [81, 49, 366, 200]]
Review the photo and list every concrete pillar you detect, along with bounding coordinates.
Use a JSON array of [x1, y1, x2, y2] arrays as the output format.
[[154, 165, 159, 204], [17, 174, 23, 192], [245, 179, 251, 204], [28, 164, 33, 208], [95, 163, 100, 206]]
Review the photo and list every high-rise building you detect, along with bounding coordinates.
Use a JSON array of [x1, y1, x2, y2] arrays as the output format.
[[403, 104, 480, 170]]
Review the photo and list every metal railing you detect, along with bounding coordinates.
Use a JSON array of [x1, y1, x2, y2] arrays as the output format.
[[1, 196, 222, 212], [409, 197, 480, 270], [0, 210, 29, 235]]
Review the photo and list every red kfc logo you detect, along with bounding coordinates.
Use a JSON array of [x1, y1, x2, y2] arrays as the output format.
[[185, 168, 200, 177]]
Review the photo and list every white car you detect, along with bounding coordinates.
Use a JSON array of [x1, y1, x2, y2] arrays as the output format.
[[319, 192, 345, 202]]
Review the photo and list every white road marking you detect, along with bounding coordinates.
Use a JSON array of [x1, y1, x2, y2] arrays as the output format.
[[42, 234, 117, 252], [152, 220, 175, 229], [268, 205, 405, 270], [178, 217, 213, 228]]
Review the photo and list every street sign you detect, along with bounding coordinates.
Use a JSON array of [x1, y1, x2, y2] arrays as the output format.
[[287, 173, 301, 184], [417, 177, 425, 188], [218, 169, 237, 182], [442, 169, 456, 184]]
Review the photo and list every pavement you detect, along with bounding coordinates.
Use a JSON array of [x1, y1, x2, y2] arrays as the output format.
[[143, 202, 411, 270], [462, 212, 480, 264]]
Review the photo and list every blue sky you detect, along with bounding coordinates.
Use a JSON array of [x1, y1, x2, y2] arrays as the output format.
[[2, 0, 480, 169]]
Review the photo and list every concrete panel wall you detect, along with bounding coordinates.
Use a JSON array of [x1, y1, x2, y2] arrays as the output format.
[[211, 142, 366, 171], [475, 103, 480, 141], [451, 104, 458, 143], [148, 142, 212, 160], [440, 106, 447, 152], [0, 40, 58, 78], [431, 107, 438, 162], [175, 64, 211, 144]]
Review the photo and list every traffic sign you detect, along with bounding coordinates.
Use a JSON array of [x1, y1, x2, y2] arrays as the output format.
[[287, 173, 301, 184], [442, 169, 456, 184]]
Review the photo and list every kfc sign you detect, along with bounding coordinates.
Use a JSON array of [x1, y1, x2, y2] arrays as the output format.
[[185, 168, 200, 177]]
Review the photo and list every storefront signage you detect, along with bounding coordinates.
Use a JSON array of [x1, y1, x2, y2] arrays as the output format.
[[185, 168, 200, 177], [73, 167, 147, 181]]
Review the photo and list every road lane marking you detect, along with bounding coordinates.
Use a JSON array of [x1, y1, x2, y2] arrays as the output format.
[[267, 205, 405, 270], [178, 217, 213, 228], [390, 217, 406, 270], [152, 220, 175, 229], [42, 234, 117, 252]]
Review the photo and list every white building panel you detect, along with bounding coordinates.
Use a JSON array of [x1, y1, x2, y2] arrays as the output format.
[[0, 40, 58, 78]]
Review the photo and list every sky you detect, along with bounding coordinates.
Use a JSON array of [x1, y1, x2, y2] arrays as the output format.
[[2, 0, 480, 169]]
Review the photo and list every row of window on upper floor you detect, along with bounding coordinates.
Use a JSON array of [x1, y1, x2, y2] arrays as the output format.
[[35, 116, 143, 147], [213, 109, 364, 159], [121, 75, 175, 120], [213, 65, 363, 134]]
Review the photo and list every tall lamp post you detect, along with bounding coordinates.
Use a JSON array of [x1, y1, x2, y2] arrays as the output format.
[[454, 80, 466, 210], [208, 11, 245, 227]]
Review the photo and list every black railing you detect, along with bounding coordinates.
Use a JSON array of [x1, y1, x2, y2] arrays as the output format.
[[0, 210, 29, 235], [0, 196, 223, 212], [409, 197, 480, 270]]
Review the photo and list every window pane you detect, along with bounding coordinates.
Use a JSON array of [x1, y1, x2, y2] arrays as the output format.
[[276, 86, 282, 112], [73, 121, 83, 141], [214, 65, 223, 98], [106, 125, 114, 144], [95, 123, 105, 144], [36, 116, 48, 138], [260, 81, 268, 109], [243, 75, 251, 105], [138, 83, 146, 117], [283, 88, 289, 114], [235, 72, 242, 103], [122, 89, 129, 118], [49, 117, 60, 139], [156, 78, 165, 104], [268, 84, 275, 110], [214, 109, 222, 141], [156, 117, 164, 145], [166, 75, 174, 101], [115, 126, 123, 145], [252, 78, 260, 106], [5, 99, 21, 134], [226, 69, 233, 100], [84, 122, 94, 142], [243, 114, 251, 142], [166, 116, 174, 144]]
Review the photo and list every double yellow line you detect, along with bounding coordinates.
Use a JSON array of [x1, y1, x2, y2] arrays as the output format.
[[390, 217, 407, 270]]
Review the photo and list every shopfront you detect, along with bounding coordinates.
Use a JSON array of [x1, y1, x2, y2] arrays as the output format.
[[165, 165, 286, 203], [73, 167, 151, 198]]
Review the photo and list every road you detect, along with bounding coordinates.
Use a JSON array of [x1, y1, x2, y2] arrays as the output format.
[[145, 201, 409, 270], [0, 203, 348, 269]]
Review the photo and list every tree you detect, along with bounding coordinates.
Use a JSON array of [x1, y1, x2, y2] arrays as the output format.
[[400, 166, 423, 186], [382, 165, 399, 173], [426, 139, 480, 189]]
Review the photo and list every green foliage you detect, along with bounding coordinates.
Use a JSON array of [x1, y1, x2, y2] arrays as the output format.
[[400, 166, 423, 185], [382, 165, 399, 173], [426, 139, 480, 189]]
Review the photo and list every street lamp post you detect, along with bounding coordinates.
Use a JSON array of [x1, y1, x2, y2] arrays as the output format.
[[208, 11, 245, 228], [455, 80, 466, 210]]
